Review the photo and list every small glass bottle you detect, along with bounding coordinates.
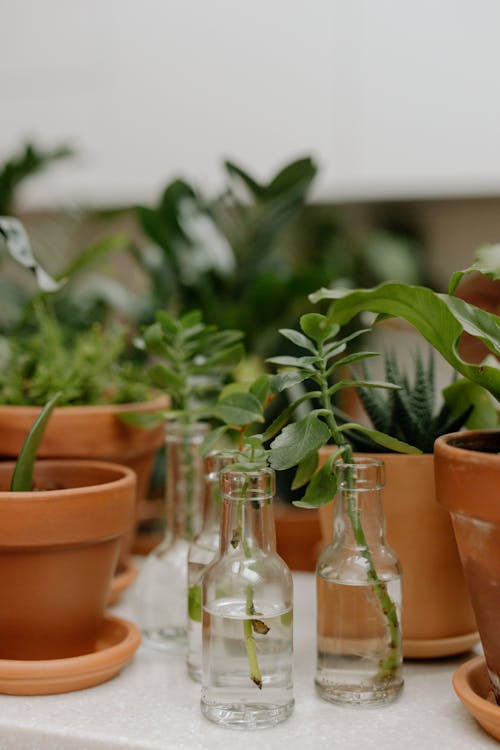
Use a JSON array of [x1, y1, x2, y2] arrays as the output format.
[[316, 457, 403, 705], [186, 451, 235, 681], [131, 421, 209, 651], [201, 467, 294, 729]]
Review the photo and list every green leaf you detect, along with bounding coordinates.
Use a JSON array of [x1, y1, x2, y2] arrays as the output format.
[[188, 585, 202, 622], [195, 343, 244, 373], [56, 235, 130, 281], [272, 371, 312, 393], [330, 352, 380, 371], [300, 313, 337, 344], [266, 355, 317, 369], [10, 392, 62, 491], [269, 414, 330, 470], [262, 390, 321, 440], [118, 411, 166, 429], [215, 392, 263, 426], [313, 283, 500, 401], [338, 423, 421, 454], [224, 160, 265, 198], [200, 425, 230, 455], [443, 378, 500, 430], [293, 451, 340, 508], [278, 328, 317, 353], [249, 374, 270, 406], [291, 450, 319, 490], [148, 363, 184, 392], [448, 244, 500, 294]]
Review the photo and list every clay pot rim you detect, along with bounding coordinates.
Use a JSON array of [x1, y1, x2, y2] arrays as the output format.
[[0, 393, 169, 417], [0, 459, 135, 499], [435, 429, 500, 467]]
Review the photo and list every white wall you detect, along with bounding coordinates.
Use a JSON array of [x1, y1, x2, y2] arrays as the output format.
[[2, 0, 500, 209]]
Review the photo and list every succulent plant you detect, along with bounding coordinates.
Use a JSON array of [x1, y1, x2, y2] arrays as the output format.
[[340, 349, 471, 454]]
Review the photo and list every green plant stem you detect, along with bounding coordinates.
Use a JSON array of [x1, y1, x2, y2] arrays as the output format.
[[234, 489, 263, 689], [317, 342, 402, 683]]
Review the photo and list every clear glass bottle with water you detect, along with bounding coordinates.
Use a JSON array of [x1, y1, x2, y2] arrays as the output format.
[[201, 467, 294, 729], [131, 422, 209, 651], [316, 457, 403, 706], [186, 451, 235, 681]]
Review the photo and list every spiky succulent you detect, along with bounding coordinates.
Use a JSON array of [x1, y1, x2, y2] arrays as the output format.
[[341, 349, 471, 453]]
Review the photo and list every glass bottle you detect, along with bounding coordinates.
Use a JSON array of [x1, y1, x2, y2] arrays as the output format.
[[316, 457, 403, 705], [201, 467, 294, 729], [186, 451, 235, 681], [131, 421, 209, 651]]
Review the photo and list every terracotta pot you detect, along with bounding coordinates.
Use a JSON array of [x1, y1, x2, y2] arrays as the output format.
[[274, 504, 322, 571], [435, 430, 500, 702], [0, 460, 135, 660], [318, 449, 478, 658], [0, 396, 168, 569]]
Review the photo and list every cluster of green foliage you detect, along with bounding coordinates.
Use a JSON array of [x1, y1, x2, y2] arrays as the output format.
[[0, 302, 149, 406], [133, 158, 421, 357], [132, 309, 250, 425], [342, 350, 472, 453], [0, 142, 73, 215]]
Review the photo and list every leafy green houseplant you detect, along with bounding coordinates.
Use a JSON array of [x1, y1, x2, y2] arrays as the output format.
[[132, 156, 421, 360], [307, 248, 500, 701], [0, 219, 168, 597], [127, 309, 259, 649], [262, 312, 419, 701]]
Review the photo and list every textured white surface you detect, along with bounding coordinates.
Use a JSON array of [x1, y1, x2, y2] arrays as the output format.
[[0, 570, 496, 749]]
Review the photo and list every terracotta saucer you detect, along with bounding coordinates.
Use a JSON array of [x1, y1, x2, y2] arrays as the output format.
[[453, 655, 500, 741], [404, 630, 480, 659], [108, 558, 138, 606], [0, 615, 141, 696]]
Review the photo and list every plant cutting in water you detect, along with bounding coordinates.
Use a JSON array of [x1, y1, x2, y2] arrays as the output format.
[[202, 375, 274, 689], [264, 314, 421, 686]]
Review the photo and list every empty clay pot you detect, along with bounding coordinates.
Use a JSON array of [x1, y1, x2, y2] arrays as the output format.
[[0, 460, 135, 660], [435, 430, 500, 703]]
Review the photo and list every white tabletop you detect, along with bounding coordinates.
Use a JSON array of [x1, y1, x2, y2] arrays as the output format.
[[0, 569, 496, 750]]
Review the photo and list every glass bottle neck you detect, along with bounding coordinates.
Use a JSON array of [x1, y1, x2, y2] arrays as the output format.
[[200, 453, 235, 534], [333, 459, 386, 549], [165, 422, 209, 542], [219, 468, 276, 555]]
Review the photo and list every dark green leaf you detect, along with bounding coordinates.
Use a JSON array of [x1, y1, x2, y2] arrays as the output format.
[[215, 392, 263, 426], [293, 452, 340, 508], [312, 283, 500, 401], [269, 414, 330, 470], [10, 392, 62, 491], [278, 328, 317, 353], [338, 423, 421, 454], [249, 374, 270, 406], [291, 450, 319, 490], [300, 313, 336, 344], [448, 244, 500, 294]]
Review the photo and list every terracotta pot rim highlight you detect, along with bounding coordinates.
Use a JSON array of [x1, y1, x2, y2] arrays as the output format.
[[0, 460, 136, 546], [0, 394, 168, 417], [435, 429, 500, 465], [0, 459, 135, 499]]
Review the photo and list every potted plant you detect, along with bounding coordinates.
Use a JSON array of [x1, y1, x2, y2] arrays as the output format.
[[0, 394, 140, 695], [317, 350, 485, 658], [309, 246, 500, 706], [0, 219, 168, 599]]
